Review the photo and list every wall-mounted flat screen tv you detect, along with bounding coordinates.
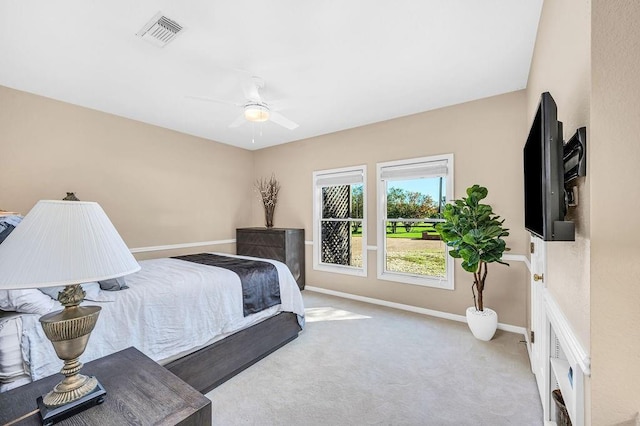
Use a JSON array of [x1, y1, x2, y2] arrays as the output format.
[[523, 92, 575, 241]]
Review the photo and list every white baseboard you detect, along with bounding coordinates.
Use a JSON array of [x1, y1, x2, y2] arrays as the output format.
[[305, 285, 527, 336]]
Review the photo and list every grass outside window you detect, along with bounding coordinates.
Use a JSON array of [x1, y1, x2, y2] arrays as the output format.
[[352, 222, 446, 277]]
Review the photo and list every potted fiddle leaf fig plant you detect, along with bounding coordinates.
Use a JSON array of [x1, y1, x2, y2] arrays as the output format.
[[435, 184, 509, 341]]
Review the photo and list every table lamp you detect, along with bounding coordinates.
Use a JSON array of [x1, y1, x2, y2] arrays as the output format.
[[0, 199, 140, 424]]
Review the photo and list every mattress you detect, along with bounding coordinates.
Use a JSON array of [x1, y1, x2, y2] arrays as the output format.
[[0, 253, 305, 391]]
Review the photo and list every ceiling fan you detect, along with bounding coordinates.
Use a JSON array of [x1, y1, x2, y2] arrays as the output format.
[[189, 76, 299, 130]]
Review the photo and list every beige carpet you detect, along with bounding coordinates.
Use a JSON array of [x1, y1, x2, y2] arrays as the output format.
[[206, 291, 543, 425]]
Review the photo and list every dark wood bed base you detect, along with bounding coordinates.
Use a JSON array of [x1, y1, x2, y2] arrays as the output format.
[[165, 312, 301, 394]]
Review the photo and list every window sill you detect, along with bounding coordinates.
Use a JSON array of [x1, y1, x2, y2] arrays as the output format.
[[314, 263, 367, 277], [377, 271, 453, 290]]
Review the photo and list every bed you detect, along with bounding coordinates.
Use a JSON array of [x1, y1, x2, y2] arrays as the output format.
[[0, 252, 305, 394]]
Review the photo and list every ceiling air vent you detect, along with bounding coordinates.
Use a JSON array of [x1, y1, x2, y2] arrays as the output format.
[[136, 12, 183, 47]]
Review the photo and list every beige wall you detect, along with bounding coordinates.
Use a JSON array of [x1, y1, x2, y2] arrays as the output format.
[[526, 0, 591, 350], [526, 0, 591, 422], [591, 1, 640, 423], [0, 85, 253, 257], [528, 0, 640, 423], [252, 91, 530, 327]]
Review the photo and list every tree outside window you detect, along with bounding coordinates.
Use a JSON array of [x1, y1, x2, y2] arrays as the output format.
[[377, 155, 454, 289]]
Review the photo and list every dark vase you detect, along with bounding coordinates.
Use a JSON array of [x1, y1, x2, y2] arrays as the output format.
[[264, 204, 275, 228]]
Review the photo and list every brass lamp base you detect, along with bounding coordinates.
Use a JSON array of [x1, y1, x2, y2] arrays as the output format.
[[39, 304, 102, 404], [37, 381, 106, 426], [38, 284, 104, 414]]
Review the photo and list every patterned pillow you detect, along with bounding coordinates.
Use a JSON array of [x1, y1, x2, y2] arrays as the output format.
[[0, 215, 22, 244], [98, 277, 128, 291]]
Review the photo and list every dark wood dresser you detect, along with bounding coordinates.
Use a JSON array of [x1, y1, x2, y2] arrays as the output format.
[[236, 227, 305, 290], [0, 347, 211, 426]]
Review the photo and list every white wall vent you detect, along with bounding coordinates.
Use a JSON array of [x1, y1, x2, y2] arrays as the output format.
[[136, 12, 183, 47]]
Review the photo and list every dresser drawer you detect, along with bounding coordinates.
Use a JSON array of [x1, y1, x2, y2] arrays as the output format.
[[237, 243, 286, 263], [237, 230, 285, 248]]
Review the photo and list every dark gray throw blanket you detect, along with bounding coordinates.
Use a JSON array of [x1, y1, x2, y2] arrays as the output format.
[[172, 253, 281, 316]]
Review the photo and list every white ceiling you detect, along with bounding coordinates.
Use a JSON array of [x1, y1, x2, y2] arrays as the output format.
[[0, 1, 542, 150]]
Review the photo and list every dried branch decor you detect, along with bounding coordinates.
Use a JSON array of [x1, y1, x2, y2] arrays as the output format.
[[256, 175, 280, 228]]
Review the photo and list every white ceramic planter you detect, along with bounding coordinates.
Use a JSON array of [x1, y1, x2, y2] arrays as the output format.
[[466, 307, 498, 341]]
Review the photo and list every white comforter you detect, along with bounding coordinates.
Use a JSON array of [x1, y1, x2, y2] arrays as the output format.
[[22, 253, 305, 381]]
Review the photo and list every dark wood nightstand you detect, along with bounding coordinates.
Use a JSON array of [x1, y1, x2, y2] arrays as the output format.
[[0, 347, 211, 426]]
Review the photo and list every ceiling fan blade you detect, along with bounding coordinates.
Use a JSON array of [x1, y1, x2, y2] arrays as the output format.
[[185, 95, 239, 106], [229, 113, 247, 128], [269, 111, 299, 130], [267, 99, 293, 111]]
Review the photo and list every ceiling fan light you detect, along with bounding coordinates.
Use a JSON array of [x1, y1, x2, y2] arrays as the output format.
[[244, 104, 270, 122]]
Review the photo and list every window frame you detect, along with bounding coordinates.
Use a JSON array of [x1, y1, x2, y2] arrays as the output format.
[[312, 165, 367, 277], [376, 154, 454, 289]]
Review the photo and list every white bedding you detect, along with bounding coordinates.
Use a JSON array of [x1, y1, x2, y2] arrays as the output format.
[[0, 314, 30, 391], [0, 253, 304, 390]]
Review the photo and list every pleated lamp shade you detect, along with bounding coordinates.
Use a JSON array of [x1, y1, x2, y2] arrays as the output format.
[[0, 200, 140, 289]]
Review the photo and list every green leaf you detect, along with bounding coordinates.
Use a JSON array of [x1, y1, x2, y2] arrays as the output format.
[[461, 259, 479, 273], [439, 184, 509, 281], [462, 232, 478, 245], [448, 250, 462, 259], [483, 225, 504, 238]]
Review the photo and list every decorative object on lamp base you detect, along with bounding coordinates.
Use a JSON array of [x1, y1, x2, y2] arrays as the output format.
[[255, 174, 280, 228], [62, 192, 80, 201]]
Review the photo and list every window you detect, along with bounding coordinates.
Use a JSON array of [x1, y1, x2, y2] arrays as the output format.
[[313, 166, 367, 276], [376, 155, 454, 289]]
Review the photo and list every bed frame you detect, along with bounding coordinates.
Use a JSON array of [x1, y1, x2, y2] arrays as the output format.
[[165, 312, 301, 394]]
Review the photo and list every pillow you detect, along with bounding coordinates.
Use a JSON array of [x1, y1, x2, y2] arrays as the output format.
[[98, 277, 128, 291], [0, 289, 61, 315], [39, 282, 115, 302]]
